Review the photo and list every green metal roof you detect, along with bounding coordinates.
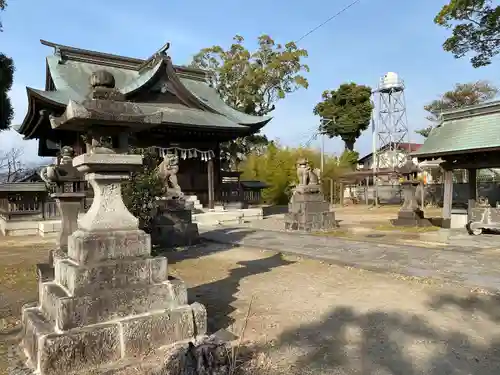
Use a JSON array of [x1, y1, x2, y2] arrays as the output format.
[[46, 55, 163, 97], [16, 40, 272, 141], [412, 102, 500, 158], [29, 87, 81, 105], [50, 100, 250, 130], [180, 78, 271, 125]]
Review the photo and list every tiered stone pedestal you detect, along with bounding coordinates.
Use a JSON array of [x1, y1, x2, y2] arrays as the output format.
[[150, 198, 199, 247], [285, 185, 336, 232], [19, 153, 206, 375]]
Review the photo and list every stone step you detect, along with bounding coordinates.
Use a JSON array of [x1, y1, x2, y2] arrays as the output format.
[[39, 277, 188, 330], [192, 211, 244, 226], [68, 229, 151, 265], [21, 303, 207, 375], [54, 256, 168, 296], [185, 195, 204, 210]]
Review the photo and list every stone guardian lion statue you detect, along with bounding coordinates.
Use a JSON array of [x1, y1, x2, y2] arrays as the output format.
[[296, 158, 321, 186], [156, 153, 183, 198]]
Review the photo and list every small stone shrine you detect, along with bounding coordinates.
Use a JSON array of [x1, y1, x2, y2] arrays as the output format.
[[391, 156, 432, 227], [151, 152, 199, 247], [285, 158, 336, 231], [17, 70, 207, 374]]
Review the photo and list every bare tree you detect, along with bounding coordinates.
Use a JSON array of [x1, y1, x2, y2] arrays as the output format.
[[0, 147, 30, 182]]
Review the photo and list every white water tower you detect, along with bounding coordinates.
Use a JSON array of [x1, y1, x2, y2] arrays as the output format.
[[372, 72, 410, 170]]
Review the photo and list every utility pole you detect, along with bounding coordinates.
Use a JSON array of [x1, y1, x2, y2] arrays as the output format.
[[319, 118, 334, 173]]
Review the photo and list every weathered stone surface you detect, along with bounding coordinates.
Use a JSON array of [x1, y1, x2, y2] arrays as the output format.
[[38, 323, 121, 375], [191, 302, 207, 336], [40, 282, 68, 325], [150, 202, 199, 247], [16, 146, 208, 375], [54, 195, 85, 253], [168, 277, 188, 306], [286, 187, 336, 232], [121, 305, 194, 358], [21, 308, 54, 369], [55, 256, 168, 295], [73, 153, 142, 232], [150, 223, 199, 248], [68, 229, 150, 264], [40, 281, 188, 330]]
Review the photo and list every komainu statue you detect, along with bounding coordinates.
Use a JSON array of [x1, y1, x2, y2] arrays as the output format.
[[296, 157, 321, 186], [40, 146, 77, 187], [157, 153, 183, 198]]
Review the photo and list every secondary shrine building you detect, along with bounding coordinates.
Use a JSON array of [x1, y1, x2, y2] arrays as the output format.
[[14, 40, 271, 208]]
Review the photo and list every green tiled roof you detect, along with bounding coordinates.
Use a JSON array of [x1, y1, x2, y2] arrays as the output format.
[[17, 40, 272, 141], [46, 55, 163, 97], [51, 100, 249, 130], [412, 107, 500, 158], [180, 78, 271, 125]]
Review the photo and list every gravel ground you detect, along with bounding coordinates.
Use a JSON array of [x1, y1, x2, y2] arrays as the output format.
[[168, 242, 500, 374], [2, 237, 500, 374]]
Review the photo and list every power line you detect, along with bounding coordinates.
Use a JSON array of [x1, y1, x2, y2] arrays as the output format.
[[294, 0, 364, 44]]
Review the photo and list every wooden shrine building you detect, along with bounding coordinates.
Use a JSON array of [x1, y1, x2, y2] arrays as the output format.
[[14, 40, 271, 208], [412, 100, 500, 229]]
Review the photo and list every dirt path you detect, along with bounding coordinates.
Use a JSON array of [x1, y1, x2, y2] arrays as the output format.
[[1, 238, 500, 374]]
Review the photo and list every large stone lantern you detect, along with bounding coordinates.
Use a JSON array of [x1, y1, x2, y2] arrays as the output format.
[[16, 70, 207, 375]]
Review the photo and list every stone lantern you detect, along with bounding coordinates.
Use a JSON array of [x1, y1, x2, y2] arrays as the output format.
[[392, 156, 429, 226]]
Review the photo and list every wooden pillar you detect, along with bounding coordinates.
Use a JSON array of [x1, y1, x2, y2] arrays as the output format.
[[207, 158, 215, 209], [442, 169, 453, 228], [467, 168, 477, 217], [214, 143, 221, 204]]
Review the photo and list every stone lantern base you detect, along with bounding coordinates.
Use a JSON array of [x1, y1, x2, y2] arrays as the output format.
[[391, 208, 432, 227]]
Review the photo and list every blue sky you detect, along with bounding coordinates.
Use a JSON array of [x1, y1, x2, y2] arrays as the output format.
[[1, 0, 499, 164]]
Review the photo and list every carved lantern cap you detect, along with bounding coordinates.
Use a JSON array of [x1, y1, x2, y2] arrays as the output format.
[[90, 70, 116, 89], [396, 156, 421, 177]]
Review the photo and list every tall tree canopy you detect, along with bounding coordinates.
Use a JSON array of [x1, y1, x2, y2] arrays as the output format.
[[416, 80, 498, 137], [435, 0, 500, 67], [190, 34, 309, 170], [0, 0, 6, 31], [0, 0, 14, 131], [313, 83, 373, 151]]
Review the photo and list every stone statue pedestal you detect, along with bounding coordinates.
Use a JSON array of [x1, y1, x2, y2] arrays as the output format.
[[19, 153, 207, 375], [150, 197, 199, 248], [285, 184, 336, 232]]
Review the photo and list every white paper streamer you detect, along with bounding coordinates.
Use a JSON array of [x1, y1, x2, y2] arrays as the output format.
[[154, 146, 215, 162]]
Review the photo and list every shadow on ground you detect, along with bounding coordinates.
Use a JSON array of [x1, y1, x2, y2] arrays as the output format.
[[262, 291, 500, 374], [190, 252, 295, 333], [154, 228, 258, 265]]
